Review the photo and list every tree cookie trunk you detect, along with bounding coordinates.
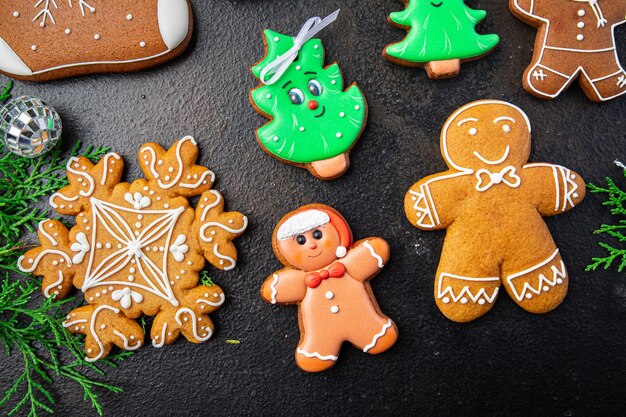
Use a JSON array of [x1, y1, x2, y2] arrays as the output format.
[[308, 153, 350, 180], [425, 59, 461, 79]]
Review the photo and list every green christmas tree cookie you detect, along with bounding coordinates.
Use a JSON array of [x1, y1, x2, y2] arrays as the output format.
[[250, 30, 367, 180], [383, 0, 500, 79]]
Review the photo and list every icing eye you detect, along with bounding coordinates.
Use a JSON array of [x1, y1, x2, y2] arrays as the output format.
[[312, 230, 323, 240], [288, 88, 305, 105], [469, 127, 478, 136], [502, 124, 511, 133], [296, 235, 307, 245], [308, 80, 323, 96]]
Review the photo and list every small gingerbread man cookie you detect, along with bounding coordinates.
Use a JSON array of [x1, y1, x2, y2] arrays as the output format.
[[510, 0, 626, 102], [404, 100, 586, 323], [260, 205, 398, 372]]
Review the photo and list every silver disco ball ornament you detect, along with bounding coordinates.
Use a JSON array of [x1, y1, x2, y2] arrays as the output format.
[[0, 96, 62, 158]]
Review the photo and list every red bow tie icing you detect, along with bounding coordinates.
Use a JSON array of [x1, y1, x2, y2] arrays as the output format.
[[475, 166, 522, 192], [305, 262, 346, 288]]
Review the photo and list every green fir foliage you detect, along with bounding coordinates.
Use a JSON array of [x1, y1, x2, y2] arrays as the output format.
[[587, 162, 626, 273], [0, 82, 128, 416]]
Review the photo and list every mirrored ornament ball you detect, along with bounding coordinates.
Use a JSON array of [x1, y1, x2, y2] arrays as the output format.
[[0, 96, 62, 158]]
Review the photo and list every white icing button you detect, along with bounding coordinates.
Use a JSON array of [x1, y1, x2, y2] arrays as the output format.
[[478, 299, 486, 305], [573, 193, 579, 198], [577, 22, 585, 28], [336, 132, 342, 138], [139, 42, 146, 48], [354, 105, 360, 110], [273, 36, 279, 42], [31, 45, 37, 51], [557, 278, 564, 284], [273, 136, 279, 142], [325, 291, 334, 300], [266, 93, 272, 99], [339, 112, 345, 117], [296, 65, 301, 70], [13, 11, 20, 17], [94, 34, 101, 40], [330, 305, 339, 314], [126, 13, 133, 20], [299, 127, 305, 132], [577, 34, 584, 41], [469, 128, 478, 136], [314, 44, 319, 49], [442, 297, 450, 304], [543, 285, 550, 292], [503, 124, 511, 133], [525, 293, 532, 299], [460, 297, 468, 305], [578, 9, 585, 16]]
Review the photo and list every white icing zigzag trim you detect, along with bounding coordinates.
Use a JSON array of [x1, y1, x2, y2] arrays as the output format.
[[270, 274, 279, 304], [296, 348, 338, 361], [363, 241, 384, 268], [506, 249, 566, 302], [523, 164, 579, 212], [437, 273, 500, 305], [409, 184, 439, 229], [363, 319, 392, 353]]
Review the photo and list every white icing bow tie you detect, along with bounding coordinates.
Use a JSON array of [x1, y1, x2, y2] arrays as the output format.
[[475, 166, 521, 192], [259, 10, 340, 85], [573, 0, 607, 27]]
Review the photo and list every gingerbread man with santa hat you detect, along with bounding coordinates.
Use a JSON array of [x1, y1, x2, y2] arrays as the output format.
[[261, 204, 398, 372]]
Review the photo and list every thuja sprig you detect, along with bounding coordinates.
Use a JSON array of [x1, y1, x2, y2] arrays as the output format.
[[586, 161, 626, 272]]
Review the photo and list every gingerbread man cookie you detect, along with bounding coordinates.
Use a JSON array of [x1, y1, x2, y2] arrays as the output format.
[[18, 136, 247, 360], [404, 100, 586, 323], [260, 205, 398, 372], [0, 0, 192, 81], [510, 0, 626, 102]]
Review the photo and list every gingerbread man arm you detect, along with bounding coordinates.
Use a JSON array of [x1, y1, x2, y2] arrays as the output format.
[[404, 172, 468, 230], [509, 0, 548, 23], [341, 238, 390, 283], [522, 163, 586, 216], [261, 268, 307, 304]]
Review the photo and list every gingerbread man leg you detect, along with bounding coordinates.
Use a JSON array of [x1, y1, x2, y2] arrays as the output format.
[[523, 50, 578, 99], [295, 323, 342, 373], [434, 241, 501, 323], [578, 53, 626, 102], [348, 315, 398, 355], [501, 245, 568, 314]]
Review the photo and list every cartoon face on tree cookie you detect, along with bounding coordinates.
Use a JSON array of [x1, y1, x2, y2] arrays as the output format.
[[0, 0, 193, 82], [250, 25, 367, 180], [510, 0, 626, 102], [17, 136, 247, 360], [261, 205, 398, 372], [404, 100, 586, 323], [384, 0, 500, 79]]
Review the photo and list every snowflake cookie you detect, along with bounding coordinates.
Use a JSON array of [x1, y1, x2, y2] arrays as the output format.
[[18, 136, 248, 360]]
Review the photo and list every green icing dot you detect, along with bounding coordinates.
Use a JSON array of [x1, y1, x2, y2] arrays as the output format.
[[251, 32, 366, 164], [386, 0, 499, 63]]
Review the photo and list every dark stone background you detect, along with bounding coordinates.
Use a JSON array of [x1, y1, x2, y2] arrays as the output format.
[[2, 0, 626, 416]]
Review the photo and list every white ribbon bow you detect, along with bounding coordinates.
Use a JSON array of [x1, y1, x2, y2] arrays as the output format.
[[573, 0, 607, 27], [475, 166, 522, 192], [259, 10, 340, 85]]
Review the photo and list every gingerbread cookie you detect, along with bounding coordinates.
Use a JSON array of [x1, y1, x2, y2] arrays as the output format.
[[404, 100, 586, 323], [260, 204, 398, 372], [384, 0, 500, 79], [18, 136, 247, 360], [250, 11, 368, 180], [0, 0, 192, 82], [510, 0, 626, 102]]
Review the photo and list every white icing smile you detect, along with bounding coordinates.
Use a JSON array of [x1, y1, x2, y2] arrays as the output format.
[[473, 145, 510, 165]]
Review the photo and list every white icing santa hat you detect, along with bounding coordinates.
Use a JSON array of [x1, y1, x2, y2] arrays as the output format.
[[276, 208, 352, 258]]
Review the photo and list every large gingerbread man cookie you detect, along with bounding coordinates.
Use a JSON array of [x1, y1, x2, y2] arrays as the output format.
[[510, 0, 626, 102], [404, 100, 586, 323], [260, 205, 398, 372], [18, 136, 247, 360]]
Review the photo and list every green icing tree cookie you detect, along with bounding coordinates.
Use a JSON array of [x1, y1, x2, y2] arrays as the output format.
[[250, 30, 367, 180], [383, 0, 500, 79]]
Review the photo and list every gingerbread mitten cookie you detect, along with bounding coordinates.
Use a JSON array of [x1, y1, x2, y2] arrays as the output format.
[[260, 205, 398, 372], [0, 0, 192, 81], [18, 137, 247, 360], [404, 100, 586, 323], [384, 0, 500, 79], [510, 0, 626, 102], [249, 11, 367, 180]]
